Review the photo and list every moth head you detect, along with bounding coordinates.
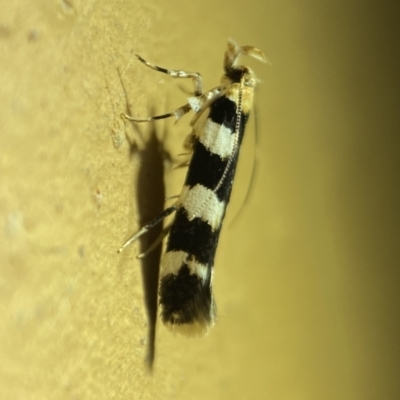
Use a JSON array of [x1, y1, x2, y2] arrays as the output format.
[[222, 65, 258, 88], [222, 39, 268, 88]]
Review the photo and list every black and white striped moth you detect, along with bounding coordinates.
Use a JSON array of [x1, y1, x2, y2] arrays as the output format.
[[119, 39, 267, 336]]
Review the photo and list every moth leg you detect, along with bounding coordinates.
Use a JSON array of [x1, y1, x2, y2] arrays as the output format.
[[118, 205, 178, 253], [122, 103, 192, 123], [137, 224, 171, 259], [173, 159, 190, 170], [121, 86, 222, 125], [135, 54, 203, 96]]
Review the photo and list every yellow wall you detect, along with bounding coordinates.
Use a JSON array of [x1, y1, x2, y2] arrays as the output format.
[[1, 0, 399, 399]]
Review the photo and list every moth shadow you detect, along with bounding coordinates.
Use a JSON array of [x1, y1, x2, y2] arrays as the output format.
[[126, 112, 168, 370]]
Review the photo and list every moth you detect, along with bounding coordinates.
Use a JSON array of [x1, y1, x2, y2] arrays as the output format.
[[119, 39, 267, 336]]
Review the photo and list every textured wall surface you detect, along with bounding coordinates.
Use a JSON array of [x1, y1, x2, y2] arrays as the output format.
[[1, 1, 399, 399]]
